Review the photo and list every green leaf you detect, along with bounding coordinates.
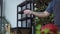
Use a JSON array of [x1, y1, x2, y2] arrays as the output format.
[[35, 24, 41, 30], [36, 31, 41, 34], [44, 28, 50, 34]]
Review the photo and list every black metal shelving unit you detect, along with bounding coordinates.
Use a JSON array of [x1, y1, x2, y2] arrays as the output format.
[[16, 0, 35, 34]]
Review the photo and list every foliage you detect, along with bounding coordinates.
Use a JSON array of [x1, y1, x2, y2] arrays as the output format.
[[34, 0, 54, 34], [34, 0, 54, 24]]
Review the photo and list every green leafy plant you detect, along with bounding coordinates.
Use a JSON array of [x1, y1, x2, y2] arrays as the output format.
[[34, 0, 54, 34], [43, 29, 50, 34]]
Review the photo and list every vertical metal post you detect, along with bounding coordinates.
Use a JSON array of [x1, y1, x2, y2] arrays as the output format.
[[32, 0, 36, 34], [30, 0, 32, 34], [32, 0, 35, 34], [17, 6, 18, 34], [21, 7, 23, 27], [17, 6, 18, 29], [25, 0, 27, 28]]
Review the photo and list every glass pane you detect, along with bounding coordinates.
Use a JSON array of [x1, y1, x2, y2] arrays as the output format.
[[22, 6, 26, 10], [31, 3, 34, 10], [18, 7, 21, 11], [27, 19, 31, 27], [22, 14, 26, 18], [22, 20, 26, 27], [18, 14, 21, 19], [18, 21, 21, 27], [27, 3, 30, 9]]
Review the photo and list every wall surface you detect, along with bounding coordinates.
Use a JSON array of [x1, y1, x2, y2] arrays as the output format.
[[4, 0, 25, 28]]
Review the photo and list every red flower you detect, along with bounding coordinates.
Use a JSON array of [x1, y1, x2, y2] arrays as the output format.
[[41, 23, 58, 34]]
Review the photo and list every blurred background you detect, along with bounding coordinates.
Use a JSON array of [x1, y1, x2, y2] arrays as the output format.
[[0, 0, 54, 34]]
